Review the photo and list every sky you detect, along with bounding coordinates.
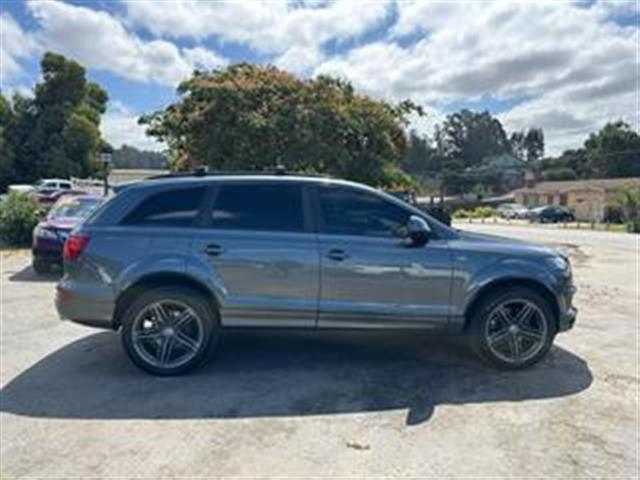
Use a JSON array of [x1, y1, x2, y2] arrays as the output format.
[[1, 0, 638, 155]]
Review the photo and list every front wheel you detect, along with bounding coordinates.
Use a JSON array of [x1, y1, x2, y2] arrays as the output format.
[[121, 287, 219, 375], [469, 287, 556, 369]]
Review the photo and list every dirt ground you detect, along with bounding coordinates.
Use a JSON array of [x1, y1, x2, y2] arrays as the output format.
[[0, 224, 637, 478]]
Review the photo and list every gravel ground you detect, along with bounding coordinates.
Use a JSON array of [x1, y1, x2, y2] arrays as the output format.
[[0, 225, 637, 478]]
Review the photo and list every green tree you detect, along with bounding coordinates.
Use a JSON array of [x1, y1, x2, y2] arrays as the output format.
[[432, 110, 513, 194], [112, 144, 167, 169], [541, 167, 578, 181], [539, 148, 588, 179], [141, 64, 421, 187], [435, 110, 511, 168], [511, 128, 544, 163], [8, 52, 108, 187], [402, 130, 440, 175], [585, 121, 640, 178], [0, 93, 17, 191]]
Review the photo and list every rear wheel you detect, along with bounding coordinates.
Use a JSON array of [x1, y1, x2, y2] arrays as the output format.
[[121, 287, 219, 375], [469, 287, 556, 369]]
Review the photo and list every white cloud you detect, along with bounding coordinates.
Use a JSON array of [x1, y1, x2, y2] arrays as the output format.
[[26, 0, 227, 86], [0, 12, 38, 85], [101, 101, 165, 152], [314, 0, 638, 154], [123, 0, 391, 57], [274, 45, 324, 76]]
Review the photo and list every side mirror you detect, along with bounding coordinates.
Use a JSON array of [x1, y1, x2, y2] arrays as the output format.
[[406, 215, 431, 246]]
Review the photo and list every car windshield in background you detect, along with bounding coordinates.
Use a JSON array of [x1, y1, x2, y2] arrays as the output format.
[[48, 197, 101, 219]]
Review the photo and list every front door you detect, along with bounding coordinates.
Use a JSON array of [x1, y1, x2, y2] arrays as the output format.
[[315, 184, 453, 329], [190, 182, 319, 328]]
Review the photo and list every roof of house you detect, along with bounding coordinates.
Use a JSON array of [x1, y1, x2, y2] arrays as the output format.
[[514, 177, 640, 194]]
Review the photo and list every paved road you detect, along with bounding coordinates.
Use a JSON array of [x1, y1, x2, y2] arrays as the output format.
[[455, 221, 639, 254], [0, 225, 638, 477]]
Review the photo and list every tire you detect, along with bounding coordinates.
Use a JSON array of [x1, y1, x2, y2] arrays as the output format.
[[468, 286, 556, 369], [32, 258, 51, 275], [121, 286, 220, 375]]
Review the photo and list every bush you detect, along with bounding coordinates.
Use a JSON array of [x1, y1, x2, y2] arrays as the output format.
[[453, 209, 472, 219], [627, 218, 640, 233], [0, 192, 41, 247], [473, 206, 497, 218]]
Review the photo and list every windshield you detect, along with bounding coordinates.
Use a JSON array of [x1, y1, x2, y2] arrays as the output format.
[[48, 197, 100, 219]]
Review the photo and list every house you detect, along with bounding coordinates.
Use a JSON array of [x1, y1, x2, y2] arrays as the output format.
[[513, 177, 640, 222]]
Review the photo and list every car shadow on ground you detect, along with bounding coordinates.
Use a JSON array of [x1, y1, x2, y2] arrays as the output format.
[[0, 330, 592, 425], [8, 264, 61, 283]]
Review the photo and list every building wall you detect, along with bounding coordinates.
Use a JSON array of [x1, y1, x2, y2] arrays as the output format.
[[566, 189, 606, 222], [515, 188, 607, 222]]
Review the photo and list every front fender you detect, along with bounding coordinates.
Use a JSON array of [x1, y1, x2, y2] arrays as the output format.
[[456, 256, 561, 317]]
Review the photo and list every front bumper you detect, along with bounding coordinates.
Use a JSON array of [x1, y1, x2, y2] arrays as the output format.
[[558, 306, 577, 332], [557, 283, 577, 332]]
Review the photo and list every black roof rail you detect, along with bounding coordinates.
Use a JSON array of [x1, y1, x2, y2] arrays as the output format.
[[145, 165, 330, 181]]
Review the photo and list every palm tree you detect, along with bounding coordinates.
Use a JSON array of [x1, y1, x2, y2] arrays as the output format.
[[616, 185, 640, 233]]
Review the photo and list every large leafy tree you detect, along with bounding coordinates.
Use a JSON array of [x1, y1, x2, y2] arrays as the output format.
[[141, 64, 421, 187], [0, 94, 17, 191], [433, 109, 512, 194], [585, 121, 640, 178], [435, 109, 511, 168], [510, 128, 544, 163], [8, 52, 108, 185]]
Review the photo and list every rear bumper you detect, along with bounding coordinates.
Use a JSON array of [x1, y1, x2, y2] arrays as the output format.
[[55, 281, 116, 330], [32, 246, 63, 263]]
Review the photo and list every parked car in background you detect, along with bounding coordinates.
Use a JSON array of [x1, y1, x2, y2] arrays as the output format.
[[37, 189, 87, 210], [387, 189, 452, 226], [32, 194, 103, 274], [497, 203, 529, 219], [56, 173, 577, 375], [8, 184, 35, 194], [34, 179, 73, 194], [528, 206, 575, 223]]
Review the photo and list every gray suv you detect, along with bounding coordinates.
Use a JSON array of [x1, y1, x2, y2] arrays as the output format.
[[56, 174, 577, 375]]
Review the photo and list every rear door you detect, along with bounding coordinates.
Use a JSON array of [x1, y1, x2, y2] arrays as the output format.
[[190, 181, 320, 328]]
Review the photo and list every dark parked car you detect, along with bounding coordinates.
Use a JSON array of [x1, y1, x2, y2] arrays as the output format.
[[32, 195, 103, 273], [529, 206, 575, 223], [386, 189, 452, 226], [56, 174, 577, 375]]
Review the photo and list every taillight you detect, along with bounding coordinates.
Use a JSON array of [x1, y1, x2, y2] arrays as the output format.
[[63, 234, 90, 262]]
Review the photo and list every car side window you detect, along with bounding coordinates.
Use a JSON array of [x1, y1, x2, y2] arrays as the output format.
[[317, 185, 410, 238], [210, 184, 305, 232], [122, 186, 207, 227]]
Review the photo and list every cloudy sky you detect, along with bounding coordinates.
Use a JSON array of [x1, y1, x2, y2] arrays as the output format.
[[1, 0, 637, 155]]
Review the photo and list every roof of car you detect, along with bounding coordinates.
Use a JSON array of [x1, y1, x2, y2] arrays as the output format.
[[126, 174, 361, 190]]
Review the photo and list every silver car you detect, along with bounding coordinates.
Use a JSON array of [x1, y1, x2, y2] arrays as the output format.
[[56, 174, 577, 375]]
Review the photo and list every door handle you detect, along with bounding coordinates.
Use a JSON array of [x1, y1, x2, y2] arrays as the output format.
[[203, 243, 224, 257], [326, 248, 348, 262]]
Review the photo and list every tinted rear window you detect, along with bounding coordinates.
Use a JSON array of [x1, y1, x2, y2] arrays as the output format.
[[210, 184, 304, 232], [122, 186, 206, 227]]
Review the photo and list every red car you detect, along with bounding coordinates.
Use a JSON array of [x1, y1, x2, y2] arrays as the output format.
[[32, 195, 103, 274]]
